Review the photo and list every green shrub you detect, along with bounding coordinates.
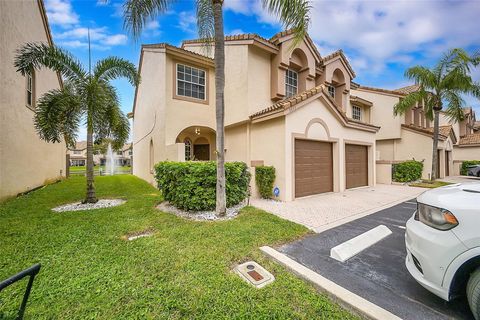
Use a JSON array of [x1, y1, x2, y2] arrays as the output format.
[[393, 160, 423, 182], [255, 166, 276, 199], [154, 161, 250, 211], [460, 160, 480, 175]]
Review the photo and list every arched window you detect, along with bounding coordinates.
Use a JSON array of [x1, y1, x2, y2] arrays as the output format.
[[149, 139, 154, 172], [184, 138, 192, 161]]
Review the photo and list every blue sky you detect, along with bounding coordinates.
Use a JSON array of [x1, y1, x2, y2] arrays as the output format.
[[44, 0, 480, 139]]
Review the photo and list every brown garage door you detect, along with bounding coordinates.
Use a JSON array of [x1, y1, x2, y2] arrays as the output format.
[[345, 144, 368, 189], [295, 139, 333, 197]]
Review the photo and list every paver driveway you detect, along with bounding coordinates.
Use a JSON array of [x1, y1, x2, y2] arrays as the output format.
[[251, 184, 425, 233]]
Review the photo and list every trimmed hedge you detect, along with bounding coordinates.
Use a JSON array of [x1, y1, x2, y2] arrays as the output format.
[[155, 161, 250, 211], [393, 160, 423, 182], [461, 160, 480, 175], [255, 166, 276, 199]]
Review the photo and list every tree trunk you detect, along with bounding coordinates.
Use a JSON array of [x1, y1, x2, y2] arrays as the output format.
[[213, 0, 226, 216], [431, 109, 440, 181], [85, 127, 97, 203]]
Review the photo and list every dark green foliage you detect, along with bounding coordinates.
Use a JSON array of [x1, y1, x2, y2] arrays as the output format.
[[393, 160, 424, 182], [155, 161, 250, 211], [461, 160, 480, 175], [255, 166, 276, 199]]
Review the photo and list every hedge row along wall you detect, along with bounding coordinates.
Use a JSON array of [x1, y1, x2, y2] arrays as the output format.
[[155, 161, 250, 211]]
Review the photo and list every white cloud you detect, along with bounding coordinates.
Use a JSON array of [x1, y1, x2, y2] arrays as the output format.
[[227, 29, 245, 35], [104, 34, 128, 45], [45, 0, 79, 27], [96, 0, 109, 6], [178, 11, 197, 33]]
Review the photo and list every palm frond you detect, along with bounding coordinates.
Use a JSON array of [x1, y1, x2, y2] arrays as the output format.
[[123, 0, 173, 39], [14, 42, 86, 84], [34, 86, 82, 148], [393, 90, 428, 116], [195, 0, 215, 56], [404, 66, 437, 90], [263, 0, 311, 48], [93, 57, 140, 86], [443, 90, 465, 123]]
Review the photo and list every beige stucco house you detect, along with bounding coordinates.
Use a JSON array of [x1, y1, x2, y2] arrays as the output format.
[[0, 0, 66, 201], [67, 142, 132, 167], [352, 85, 478, 182], [132, 31, 380, 201]]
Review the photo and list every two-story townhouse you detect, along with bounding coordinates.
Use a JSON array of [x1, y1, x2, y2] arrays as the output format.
[[352, 84, 478, 181], [132, 30, 380, 201], [0, 0, 66, 201], [68, 141, 88, 166]]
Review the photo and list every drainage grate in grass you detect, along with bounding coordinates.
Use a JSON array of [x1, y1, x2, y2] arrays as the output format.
[[234, 261, 275, 289]]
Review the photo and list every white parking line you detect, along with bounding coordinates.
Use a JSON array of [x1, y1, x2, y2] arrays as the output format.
[[396, 225, 406, 230], [330, 225, 393, 262], [405, 201, 417, 205]]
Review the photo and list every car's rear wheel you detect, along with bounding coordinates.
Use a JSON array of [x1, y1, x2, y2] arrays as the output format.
[[467, 268, 480, 320]]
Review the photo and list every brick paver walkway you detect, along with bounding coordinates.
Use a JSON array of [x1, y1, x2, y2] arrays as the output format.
[[251, 184, 425, 233]]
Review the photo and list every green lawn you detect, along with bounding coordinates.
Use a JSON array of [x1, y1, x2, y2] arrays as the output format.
[[0, 176, 356, 319], [409, 180, 453, 188], [69, 165, 131, 172]]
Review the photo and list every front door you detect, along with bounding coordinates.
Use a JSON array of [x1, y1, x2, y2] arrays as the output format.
[[194, 144, 210, 161], [445, 151, 450, 176]]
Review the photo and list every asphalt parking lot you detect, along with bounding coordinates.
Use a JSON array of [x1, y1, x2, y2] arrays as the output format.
[[278, 200, 474, 320]]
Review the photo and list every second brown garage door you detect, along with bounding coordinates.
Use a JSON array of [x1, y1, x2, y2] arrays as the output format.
[[345, 144, 368, 189], [295, 139, 333, 198]]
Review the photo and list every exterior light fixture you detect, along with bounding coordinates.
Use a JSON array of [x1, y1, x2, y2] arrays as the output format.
[[195, 128, 200, 135]]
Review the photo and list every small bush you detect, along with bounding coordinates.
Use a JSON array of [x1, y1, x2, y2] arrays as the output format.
[[393, 160, 423, 182], [155, 161, 250, 211], [460, 160, 480, 175], [255, 166, 276, 199]]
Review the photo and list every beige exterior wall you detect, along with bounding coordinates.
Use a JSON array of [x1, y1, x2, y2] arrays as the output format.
[[0, 0, 66, 201], [352, 89, 403, 140], [452, 145, 480, 175], [284, 98, 376, 201]]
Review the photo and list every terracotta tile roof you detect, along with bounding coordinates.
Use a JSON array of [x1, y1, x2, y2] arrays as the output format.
[[396, 84, 420, 95], [70, 141, 87, 151], [463, 107, 473, 115], [142, 43, 214, 62], [401, 124, 454, 141], [350, 95, 373, 107], [182, 33, 277, 51], [459, 133, 480, 145], [250, 85, 324, 118], [357, 85, 406, 96], [250, 85, 379, 131], [474, 121, 480, 129], [319, 50, 356, 78]]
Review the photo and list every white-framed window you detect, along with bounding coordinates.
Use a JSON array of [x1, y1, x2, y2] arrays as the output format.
[[184, 138, 192, 161], [117, 151, 122, 156], [327, 84, 335, 98], [176, 64, 206, 100], [26, 71, 34, 108], [285, 69, 298, 98], [352, 105, 362, 121], [128, 150, 132, 156]]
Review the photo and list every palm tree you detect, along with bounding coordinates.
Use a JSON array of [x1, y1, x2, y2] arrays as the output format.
[[123, 0, 311, 215], [394, 48, 480, 180], [14, 43, 139, 203]]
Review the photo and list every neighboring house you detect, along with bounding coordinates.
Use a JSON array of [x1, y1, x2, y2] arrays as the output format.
[[352, 84, 477, 182], [68, 141, 88, 166], [0, 0, 66, 201], [132, 30, 379, 201], [67, 142, 132, 166]]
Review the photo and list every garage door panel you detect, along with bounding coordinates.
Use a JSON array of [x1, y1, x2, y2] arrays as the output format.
[[345, 144, 368, 189], [295, 139, 333, 197]]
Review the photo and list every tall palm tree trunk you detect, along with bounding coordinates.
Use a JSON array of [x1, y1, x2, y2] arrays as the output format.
[[85, 127, 97, 203], [431, 109, 441, 180], [213, 0, 226, 216]]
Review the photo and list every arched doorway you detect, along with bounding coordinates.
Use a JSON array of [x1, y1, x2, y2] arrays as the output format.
[[175, 126, 216, 161]]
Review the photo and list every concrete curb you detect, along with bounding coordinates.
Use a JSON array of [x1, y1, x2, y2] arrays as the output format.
[[260, 246, 402, 320]]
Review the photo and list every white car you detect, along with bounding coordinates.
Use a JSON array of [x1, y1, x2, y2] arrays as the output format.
[[405, 182, 480, 319]]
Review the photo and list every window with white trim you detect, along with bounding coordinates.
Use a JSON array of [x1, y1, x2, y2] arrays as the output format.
[[26, 71, 34, 108], [352, 105, 362, 121], [327, 84, 335, 98], [285, 69, 298, 98], [176, 64, 206, 100], [184, 138, 192, 161]]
